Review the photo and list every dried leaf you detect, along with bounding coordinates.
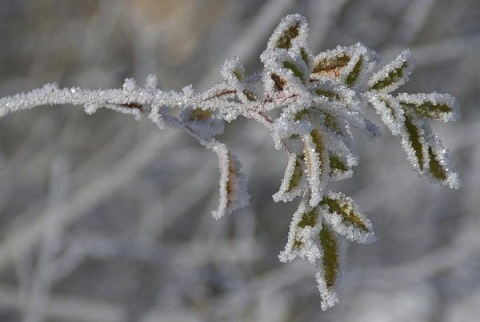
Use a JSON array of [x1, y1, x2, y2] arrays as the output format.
[[212, 144, 250, 219]]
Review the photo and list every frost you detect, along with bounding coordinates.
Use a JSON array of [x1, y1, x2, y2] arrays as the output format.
[[145, 74, 158, 90], [0, 14, 461, 312], [123, 78, 137, 92]]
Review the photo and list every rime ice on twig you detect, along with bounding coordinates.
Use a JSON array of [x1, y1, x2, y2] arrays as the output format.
[[0, 13, 461, 311]]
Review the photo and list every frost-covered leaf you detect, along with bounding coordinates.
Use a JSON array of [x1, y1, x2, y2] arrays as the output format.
[[310, 80, 359, 110], [312, 43, 378, 87], [401, 114, 427, 172], [220, 57, 257, 103], [367, 93, 405, 136], [303, 130, 330, 207], [423, 124, 461, 189], [211, 143, 250, 219], [221, 56, 245, 83], [266, 14, 308, 52], [180, 107, 224, 139], [273, 153, 305, 202], [397, 93, 460, 122], [282, 58, 308, 85], [312, 46, 351, 80], [300, 47, 313, 69], [328, 152, 353, 181], [261, 49, 310, 93], [315, 223, 342, 311], [279, 198, 322, 263], [320, 192, 375, 244], [368, 50, 415, 93]]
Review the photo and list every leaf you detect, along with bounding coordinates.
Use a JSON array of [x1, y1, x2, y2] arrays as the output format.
[[329, 152, 352, 181], [312, 46, 351, 80], [367, 93, 405, 136], [397, 93, 460, 122], [271, 73, 286, 91], [312, 43, 378, 87], [318, 224, 339, 289], [279, 197, 322, 264], [283, 60, 307, 84], [261, 50, 309, 92], [423, 124, 462, 189], [401, 114, 427, 172], [212, 144, 250, 219], [320, 192, 375, 244], [300, 47, 313, 69], [267, 14, 308, 52], [310, 79, 358, 110], [188, 107, 213, 122], [273, 153, 305, 202], [303, 129, 330, 207], [315, 223, 342, 311], [220, 57, 257, 103], [368, 49, 415, 93], [220, 56, 245, 83]]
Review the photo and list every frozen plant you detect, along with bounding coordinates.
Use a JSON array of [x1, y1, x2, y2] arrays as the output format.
[[0, 14, 460, 310]]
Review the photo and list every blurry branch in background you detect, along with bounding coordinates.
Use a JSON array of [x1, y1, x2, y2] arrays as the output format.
[[0, 13, 461, 311]]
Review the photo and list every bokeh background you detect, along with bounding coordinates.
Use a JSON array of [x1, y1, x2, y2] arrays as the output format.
[[0, 0, 479, 321]]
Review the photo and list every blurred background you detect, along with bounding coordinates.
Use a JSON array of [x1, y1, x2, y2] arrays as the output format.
[[0, 0, 479, 321]]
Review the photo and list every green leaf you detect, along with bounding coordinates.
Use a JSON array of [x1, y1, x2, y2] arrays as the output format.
[[315, 88, 341, 100], [320, 192, 375, 244], [273, 154, 305, 202], [329, 153, 351, 180], [302, 130, 330, 207], [279, 198, 322, 264], [403, 115, 425, 171], [345, 55, 363, 87], [322, 112, 344, 135], [266, 14, 308, 51], [300, 47, 312, 68], [369, 50, 414, 92], [428, 146, 447, 182], [367, 94, 405, 136], [398, 93, 460, 122], [319, 223, 339, 289], [298, 207, 318, 228], [283, 60, 306, 84], [289, 158, 304, 192], [422, 124, 461, 189], [276, 22, 300, 49]]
